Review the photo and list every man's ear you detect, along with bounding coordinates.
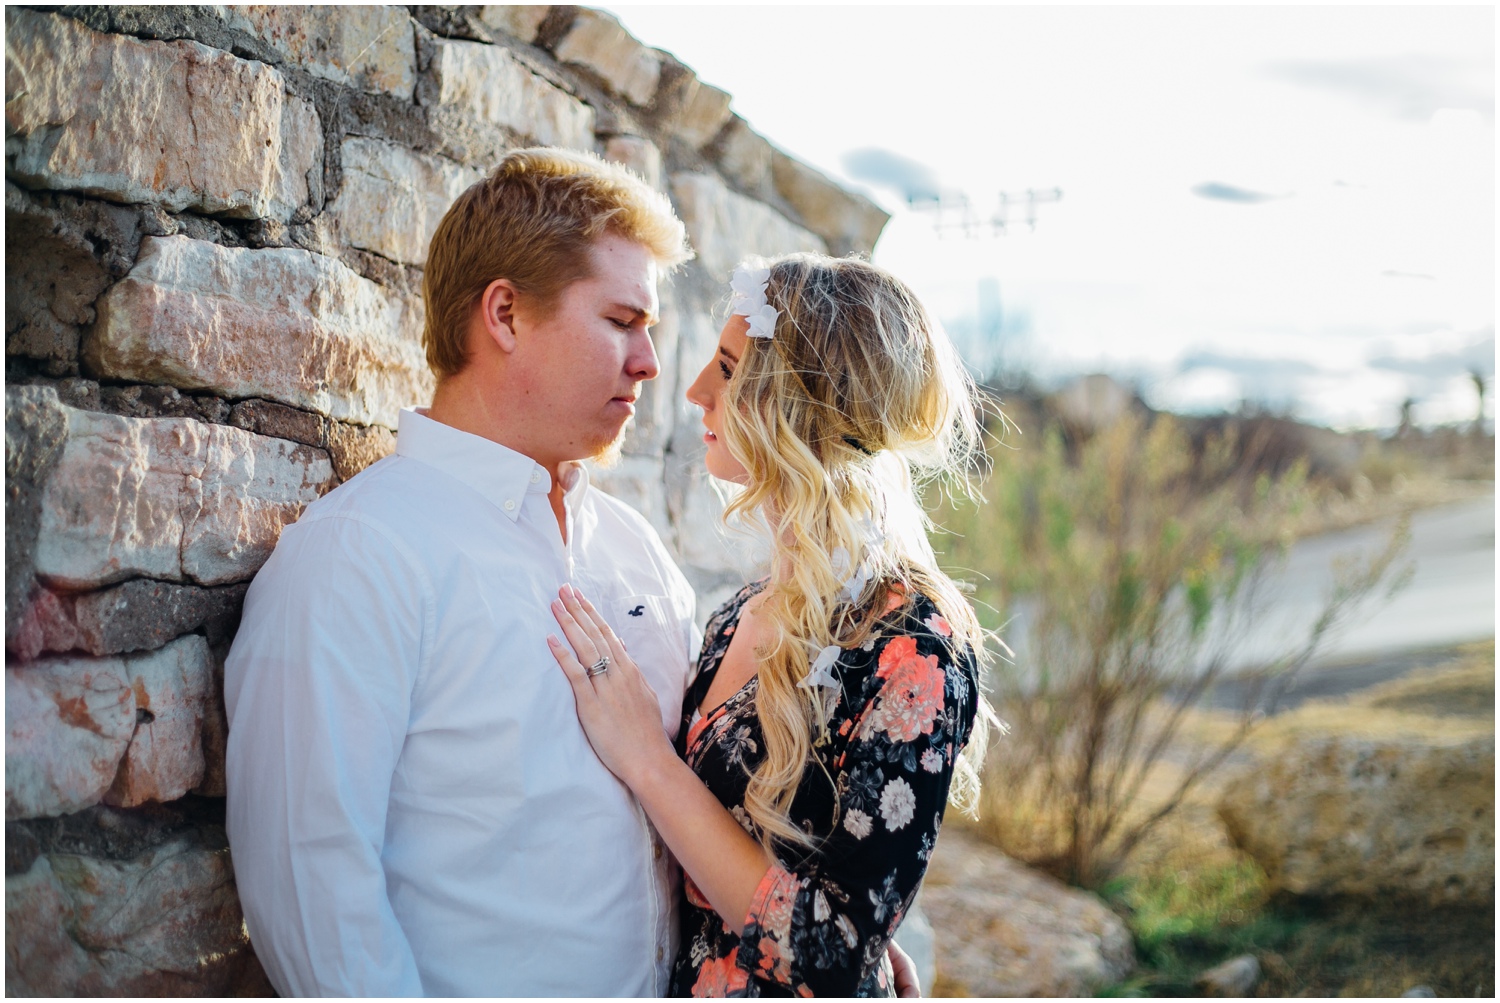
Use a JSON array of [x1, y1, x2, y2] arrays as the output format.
[[478, 278, 520, 353]]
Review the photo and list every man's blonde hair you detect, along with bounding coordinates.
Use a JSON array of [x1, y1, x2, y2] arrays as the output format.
[[422, 147, 691, 379]]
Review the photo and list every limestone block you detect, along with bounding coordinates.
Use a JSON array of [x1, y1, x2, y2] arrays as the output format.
[[326, 420, 398, 482], [1218, 736, 1496, 905], [604, 134, 664, 191], [921, 829, 1136, 996], [670, 171, 825, 281], [4, 186, 131, 374], [6, 587, 80, 662], [105, 636, 214, 808], [34, 403, 334, 590], [329, 137, 484, 267], [770, 151, 890, 257], [228, 398, 327, 448], [221, 5, 417, 99], [589, 455, 670, 543], [74, 580, 249, 657], [553, 8, 661, 107], [86, 235, 432, 429], [4, 8, 321, 221], [4, 835, 265, 995], [478, 5, 552, 43], [5, 856, 95, 993], [427, 36, 596, 151], [5, 656, 135, 820], [708, 115, 774, 199], [674, 79, 734, 150], [6, 385, 70, 639]]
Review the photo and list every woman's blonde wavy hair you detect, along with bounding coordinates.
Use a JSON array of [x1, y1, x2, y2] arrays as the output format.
[[716, 253, 999, 853]]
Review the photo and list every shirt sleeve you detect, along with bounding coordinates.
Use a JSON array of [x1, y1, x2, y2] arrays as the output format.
[[733, 625, 979, 997], [223, 514, 431, 997]]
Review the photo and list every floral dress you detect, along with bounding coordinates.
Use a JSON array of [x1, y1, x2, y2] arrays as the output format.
[[669, 581, 980, 998]]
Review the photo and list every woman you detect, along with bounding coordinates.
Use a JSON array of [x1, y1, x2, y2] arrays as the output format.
[[545, 254, 994, 997]]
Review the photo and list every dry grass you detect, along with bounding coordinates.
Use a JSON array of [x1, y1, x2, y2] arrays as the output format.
[[947, 642, 1496, 997]]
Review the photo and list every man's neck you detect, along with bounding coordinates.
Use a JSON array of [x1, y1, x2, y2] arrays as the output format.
[[428, 376, 572, 542]]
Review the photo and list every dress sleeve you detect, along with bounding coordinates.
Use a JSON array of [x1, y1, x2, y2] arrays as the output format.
[[733, 621, 979, 997]]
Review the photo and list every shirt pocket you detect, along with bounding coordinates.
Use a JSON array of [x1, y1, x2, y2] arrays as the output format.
[[614, 593, 691, 739]]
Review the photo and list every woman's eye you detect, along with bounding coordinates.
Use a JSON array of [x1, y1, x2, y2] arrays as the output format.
[[718, 361, 733, 380]]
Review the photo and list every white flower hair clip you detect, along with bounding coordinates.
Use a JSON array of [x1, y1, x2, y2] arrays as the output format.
[[729, 264, 778, 339]]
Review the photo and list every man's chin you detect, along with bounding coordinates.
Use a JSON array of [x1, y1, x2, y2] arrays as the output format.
[[588, 421, 631, 469]]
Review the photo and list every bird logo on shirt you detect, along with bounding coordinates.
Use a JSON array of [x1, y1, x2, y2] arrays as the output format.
[[628, 605, 645, 617]]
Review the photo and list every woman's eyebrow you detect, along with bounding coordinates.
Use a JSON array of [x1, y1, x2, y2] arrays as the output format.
[[719, 346, 740, 365]]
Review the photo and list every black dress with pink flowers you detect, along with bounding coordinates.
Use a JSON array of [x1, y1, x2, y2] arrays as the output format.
[[669, 581, 980, 998]]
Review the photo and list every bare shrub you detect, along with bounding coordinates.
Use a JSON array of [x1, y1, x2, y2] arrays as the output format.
[[934, 412, 1410, 886]]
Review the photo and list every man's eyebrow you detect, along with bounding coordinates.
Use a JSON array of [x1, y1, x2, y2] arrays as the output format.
[[612, 302, 659, 325]]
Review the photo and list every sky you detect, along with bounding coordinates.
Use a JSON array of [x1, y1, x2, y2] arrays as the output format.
[[605, 5, 1495, 430]]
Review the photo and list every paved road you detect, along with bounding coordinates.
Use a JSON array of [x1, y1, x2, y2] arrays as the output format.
[[1228, 490, 1495, 672]]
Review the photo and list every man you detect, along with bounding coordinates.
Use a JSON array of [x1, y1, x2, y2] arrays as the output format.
[[224, 148, 697, 996]]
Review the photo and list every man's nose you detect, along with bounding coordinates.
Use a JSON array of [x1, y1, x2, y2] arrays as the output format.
[[629, 330, 661, 382]]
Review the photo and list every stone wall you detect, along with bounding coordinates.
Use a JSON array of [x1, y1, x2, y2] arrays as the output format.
[[4, 6, 887, 993]]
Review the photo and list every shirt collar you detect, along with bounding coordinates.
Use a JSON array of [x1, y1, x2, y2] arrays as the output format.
[[396, 407, 561, 521]]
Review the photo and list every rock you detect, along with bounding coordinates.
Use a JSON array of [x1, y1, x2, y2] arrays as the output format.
[[4, 189, 120, 373], [6, 587, 80, 662], [1196, 954, 1260, 996], [604, 134, 664, 191], [553, 8, 661, 106], [328, 137, 484, 267], [1218, 736, 1496, 905], [228, 398, 327, 448], [105, 636, 215, 808], [892, 902, 936, 996], [770, 151, 889, 257], [74, 581, 249, 657], [478, 5, 552, 43], [6, 827, 268, 995], [9, 580, 247, 661], [589, 454, 671, 542], [6, 637, 216, 819], [34, 401, 334, 590], [5, 655, 135, 820], [707, 115, 774, 199], [4, 9, 321, 221], [220, 4, 417, 99], [672, 79, 735, 151], [1402, 985, 1437, 998], [326, 420, 397, 482], [5, 386, 69, 639], [920, 828, 1135, 997], [85, 235, 432, 429], [425, 36, 596, 151], [4, 855, 95, 991], [670, 171, 825, 281]]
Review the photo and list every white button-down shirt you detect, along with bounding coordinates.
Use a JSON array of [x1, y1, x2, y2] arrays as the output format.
[[225, 408, 697, 997]]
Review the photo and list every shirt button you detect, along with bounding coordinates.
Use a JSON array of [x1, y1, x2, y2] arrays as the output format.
[[530, 470, 542, 484], [503, 499, 517, 512], [653, 843, 662, 860], [657, 946, 664, 962]]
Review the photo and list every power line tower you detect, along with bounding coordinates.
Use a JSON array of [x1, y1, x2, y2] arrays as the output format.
[[912, 187, 1063, 238]]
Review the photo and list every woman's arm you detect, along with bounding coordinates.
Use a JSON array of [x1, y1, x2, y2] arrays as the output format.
[[548, 585, 773, 926]]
